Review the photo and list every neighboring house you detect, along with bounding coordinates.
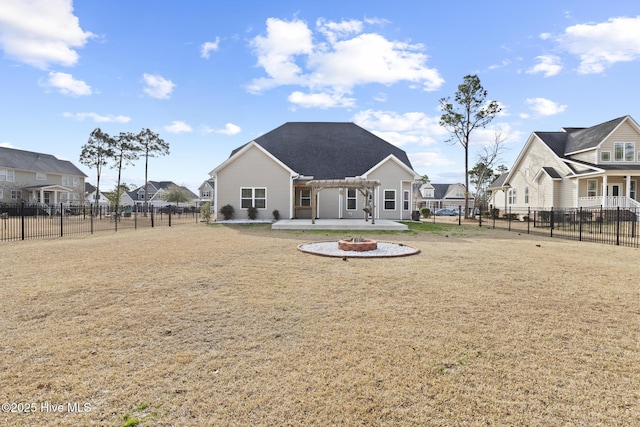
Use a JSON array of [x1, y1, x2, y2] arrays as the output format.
[[0, 146, 87, 205], [121, 181, 198, 209], [489, 115, 640, 214], [85, 182, 110, 207], [209, 122, 421, 221], [415, 182, 469, 212], [198, 179, 215, 207]]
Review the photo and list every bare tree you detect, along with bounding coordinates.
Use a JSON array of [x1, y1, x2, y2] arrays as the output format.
[[471, 131, 507, 213], [440, 74, 501, 218], [134, 128, 170, 215]]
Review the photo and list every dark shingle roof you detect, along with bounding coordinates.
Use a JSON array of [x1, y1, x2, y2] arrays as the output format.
[[541, 166, 563, 179], [233, 122, 414, 179], [534, 116, 627, 157], [0, 146, 87, 176]]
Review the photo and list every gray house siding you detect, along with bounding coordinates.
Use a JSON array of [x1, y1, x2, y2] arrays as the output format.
[[215, 144, 292, 220]]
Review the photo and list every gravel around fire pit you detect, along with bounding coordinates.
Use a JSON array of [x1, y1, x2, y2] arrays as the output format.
[[298, 241, 420, 258]]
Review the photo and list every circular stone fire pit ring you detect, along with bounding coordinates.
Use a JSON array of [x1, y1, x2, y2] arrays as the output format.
[[298, 240, 420, 258]]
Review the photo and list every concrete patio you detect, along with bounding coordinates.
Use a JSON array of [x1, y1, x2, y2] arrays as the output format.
[[271, 219, 409, 231]]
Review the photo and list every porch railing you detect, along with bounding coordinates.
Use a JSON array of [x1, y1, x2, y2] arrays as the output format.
[[579, 196, 640, 209]]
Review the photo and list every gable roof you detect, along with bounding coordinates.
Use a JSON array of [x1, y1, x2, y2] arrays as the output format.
[[230, 122, 415, 180], [128, 181, 198, 200], [0, 146, 87, 177]]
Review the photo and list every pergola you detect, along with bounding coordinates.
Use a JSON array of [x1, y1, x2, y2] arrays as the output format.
[[306, 179, 380, 224]]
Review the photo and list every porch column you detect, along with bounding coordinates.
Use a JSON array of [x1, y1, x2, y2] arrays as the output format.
[[311, 186, 316, 224], [626, 175, 631, 202], [370, 186, 376, 225], [602, 175, 608, 206], [40, 188, 44, 204]]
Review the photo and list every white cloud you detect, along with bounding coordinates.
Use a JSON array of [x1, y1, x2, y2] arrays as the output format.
[[408, 152, 455, 168], [39, 71, 92, 96], [527, 55, 562, 77], [525, 97, 567, 116], [200, 37, 220, 59], [288, 90, 356, 109], [539, 32, 552, 40], [558, 16, 640, 74], [142, 73, 175, 99], [62, 112, 131, 123], [214, 123, 241, 135], [0, 0, 93, 69], [163, 120, 192, 133], [247, 17, 444, 108], [352, 110, 447, 146]]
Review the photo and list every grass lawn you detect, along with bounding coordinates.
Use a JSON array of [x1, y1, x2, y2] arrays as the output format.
[[0, 222, 638, 426]]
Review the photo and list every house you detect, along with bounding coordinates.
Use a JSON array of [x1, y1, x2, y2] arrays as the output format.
[[415, 182, 469, 212], [489, 115, 640, 215], [85, 182, 110, 207], [198, 179, 215, 207], [0, 146, 87, 205], [121, 181, 198, 210], [208, 122, 421, 221]]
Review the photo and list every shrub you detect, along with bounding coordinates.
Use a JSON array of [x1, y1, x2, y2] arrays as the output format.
[[219, 204, 234, 220], [272, 209, 280, 221], [247, 206, 258, 220], [200, 202, 211, 223], [420, 207, 431, 218]]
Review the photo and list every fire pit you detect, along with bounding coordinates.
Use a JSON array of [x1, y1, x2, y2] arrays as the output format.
[[337, 236, 378, 252]]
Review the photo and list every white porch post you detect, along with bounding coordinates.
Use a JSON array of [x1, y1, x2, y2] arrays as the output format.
[[602, 175, 608, 206], [626, 175, 631, 201], [39, 188, 44, 204]]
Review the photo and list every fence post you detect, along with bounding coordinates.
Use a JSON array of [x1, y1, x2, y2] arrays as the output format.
[[579, 207, 582, 241], [508, 206, 511, 231], [527, 207, 531, 234], [616, 206, 620, 246], [151, 208, 154, 228], [169, 208, 172, 227], [90, 204, 94, 234], [60, 202, 64, 237], [21, 201, 25, 240], [599, 205, 603, 234], [134, 205, 137, 230], [550, 207, 554, 238]]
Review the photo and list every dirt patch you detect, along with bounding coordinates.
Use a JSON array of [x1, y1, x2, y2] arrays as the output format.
[[0, 223, 638, 425]]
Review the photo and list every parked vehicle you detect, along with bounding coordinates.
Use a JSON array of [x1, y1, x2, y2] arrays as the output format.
[[435, 208, 458, 216]]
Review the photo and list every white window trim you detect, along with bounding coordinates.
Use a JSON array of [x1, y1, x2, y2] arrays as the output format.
[[614, 142, 635, 162], [524, 187, 529, 204], [587, 179, 597, 197], [299, 189, 311, 207], [346, 188, 357, 210], [240, 187, 267, 210], [0, 168, 15, 182], [600, 151, 611, 162], [403, 190, 410, 211], [383, 189, 396, 211], [36, 172, 47, 181], [11, 190, 22, 200]]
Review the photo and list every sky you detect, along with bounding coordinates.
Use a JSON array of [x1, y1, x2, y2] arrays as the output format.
[[1, 1, 639, 194]]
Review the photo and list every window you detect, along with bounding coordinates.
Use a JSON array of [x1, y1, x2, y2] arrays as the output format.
[[403, 190, 410, 210], [587, 180, 597, 197], [346, 188, 357, 210], [36, 172, 46, 180], [300, 189, 311, 207], [508, 188, 516, 204], [384, 190, 396, 210], [11, 190, 22, 200], [524, 187, 529, 204], [138, 192, 145, 200], [631, 181, 637, 200], [241, 187, 266, 209], [0, 169, 15, 182], [201, 190, 210, 198], [614, 142, 635, 162], [600, 151, 611, 162], [62, 176, 79, 187]]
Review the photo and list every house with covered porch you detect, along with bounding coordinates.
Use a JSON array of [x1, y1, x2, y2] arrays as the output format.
[[209, 122, 421, 221], [0, 146, 86, 207], [489, 115, 640, 216]]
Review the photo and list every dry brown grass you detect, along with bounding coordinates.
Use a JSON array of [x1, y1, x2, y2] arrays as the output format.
[[0, 223, 638, 426]]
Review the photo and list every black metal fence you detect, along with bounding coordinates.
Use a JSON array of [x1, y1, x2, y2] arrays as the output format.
[[427, 206, 640, 248], [0, 202, 201, 242]]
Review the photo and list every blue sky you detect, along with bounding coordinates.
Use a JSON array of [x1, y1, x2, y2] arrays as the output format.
[[1, 1, 639, 193]]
